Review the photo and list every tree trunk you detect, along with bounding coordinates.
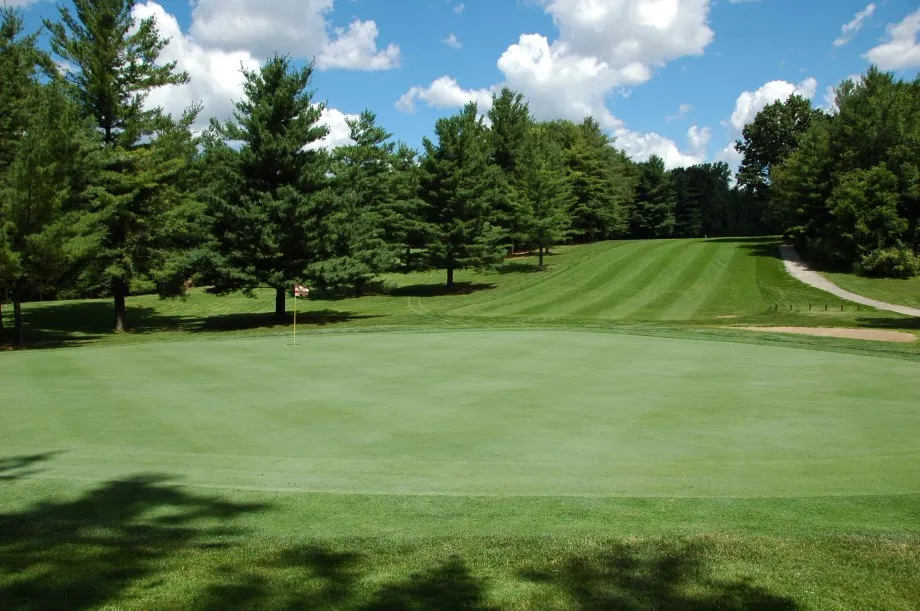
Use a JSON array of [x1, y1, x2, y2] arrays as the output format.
[[13, 293, 24, 347], [539, 245, 545, 268], [275, 287, 286, 321], [113, 280, 127, 332], [404, 245, 412, 270], [446, 265, 454, 288], [11, 281, 24, 346]]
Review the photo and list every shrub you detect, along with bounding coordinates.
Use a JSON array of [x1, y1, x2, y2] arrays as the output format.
[[856, 246, 920, 278]]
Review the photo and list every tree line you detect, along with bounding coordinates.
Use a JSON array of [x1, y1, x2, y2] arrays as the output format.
[[1, 2, 766, 345], [735, 67, 920, 278]]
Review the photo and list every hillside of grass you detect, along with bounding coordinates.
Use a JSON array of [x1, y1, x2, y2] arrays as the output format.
[[821, 271, 920, 309], [3, 237, 916, 352]]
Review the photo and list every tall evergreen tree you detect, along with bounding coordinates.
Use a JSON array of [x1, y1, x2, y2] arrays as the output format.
[[517, 123, 572, 267], [560, 118, 633, 242], [0, 7, 49, 175], [204, 54, 333, 319], [45, 0, 199, 331], [630, 155, 676, 239], [325, 111, 397, 292], [487, 88, 533, 249], [419, 102, 505, 287], [0, 80, 101, 345], [384, 143, 429, 270], [670, 162, 738, 237]]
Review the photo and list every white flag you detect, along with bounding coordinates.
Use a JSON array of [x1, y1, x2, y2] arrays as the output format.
[[294, 284, 310, 298]]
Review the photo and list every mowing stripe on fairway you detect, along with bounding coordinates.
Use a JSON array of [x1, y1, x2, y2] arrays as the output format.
[[578, 240, 707, 319], [504, 241, 675, 317], [643, 241, 727, 319]]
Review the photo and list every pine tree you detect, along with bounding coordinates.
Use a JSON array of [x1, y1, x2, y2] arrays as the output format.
[[631, 155, 676, 239], [0, 80, 102, 346], [45, 0, 199, 331], [0, 7, 49, 174], [420, 102, 506, 287], [487, 88, 533, 250], [563, 118, 633, 241], [517, 124, 572, 267], [326, 111, 398, 293], [204, 54, 332, 319], [385, 143, 429, 270]]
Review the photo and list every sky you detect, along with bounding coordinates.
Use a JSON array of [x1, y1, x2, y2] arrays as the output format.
[[7, 0, 920, 170]]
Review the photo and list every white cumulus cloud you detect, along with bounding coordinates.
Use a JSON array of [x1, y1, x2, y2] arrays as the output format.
[[318, 19, 401, 70], [443, 33, 462, 49], [727, 77, 817, 132], [131, 2, 354, 141], [864, 9, 920, 70], [189, 0, 399, 70], [613, 124, 709, 170], [398, 0, 714, 137], [396, 76, 496, 114], [134, 2, 261, 129], [306, 107, 359, 150], [833, 3, 876, 48]]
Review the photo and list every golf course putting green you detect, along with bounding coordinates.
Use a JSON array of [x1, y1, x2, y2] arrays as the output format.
[[3, 330, 919, 498]]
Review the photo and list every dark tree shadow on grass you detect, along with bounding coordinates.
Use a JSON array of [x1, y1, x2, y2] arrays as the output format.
[[0, 473, 269, 611], [2, 459, 798, 610], [193, 548, 497, 611], [192, 309, 382, 333], [361, 556, 497, 611], [853, 316, 920, 330], [703, 236, 784, 261], [11, 302, 185, 348], [520, 539, 797, 610], [387, 282, 495, 297], [8, 301, 379, 349], [495, 261, 545, 275]]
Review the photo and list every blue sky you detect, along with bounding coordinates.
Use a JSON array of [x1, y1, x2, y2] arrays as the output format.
[[11, 0, 920, 169]]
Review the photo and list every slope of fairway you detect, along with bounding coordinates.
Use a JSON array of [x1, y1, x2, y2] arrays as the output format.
[[403, 238, 858, 322], [821, 271, 920, 309], [4, 331, 918, 498], [10, 237, 911, 353]]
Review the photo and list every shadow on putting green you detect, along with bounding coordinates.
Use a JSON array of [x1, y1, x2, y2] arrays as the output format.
[[0, 452, 62, 482], [0, 455, 798, 610]]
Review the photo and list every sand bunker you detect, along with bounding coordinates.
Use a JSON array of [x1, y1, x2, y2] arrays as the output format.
[[732, 326, 916, 343]]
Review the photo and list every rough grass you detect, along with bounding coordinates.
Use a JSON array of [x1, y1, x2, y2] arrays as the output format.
[[3, 236, 920, 609]]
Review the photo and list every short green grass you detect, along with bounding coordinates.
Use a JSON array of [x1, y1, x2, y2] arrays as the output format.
[[821, 271, 920, 309], [2, 236, 920, 609]]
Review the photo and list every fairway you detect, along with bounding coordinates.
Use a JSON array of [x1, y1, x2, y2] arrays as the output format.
[[4, 331, 918, 498]]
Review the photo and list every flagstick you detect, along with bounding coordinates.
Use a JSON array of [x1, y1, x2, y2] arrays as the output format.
[[292, 285, 297, 347]]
